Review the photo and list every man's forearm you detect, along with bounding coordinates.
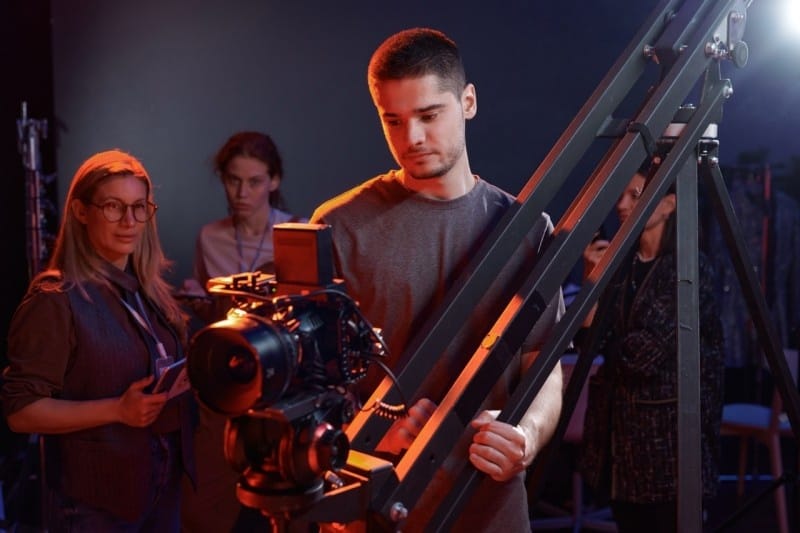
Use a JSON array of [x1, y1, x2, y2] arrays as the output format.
[[517, 359, 563, 464]]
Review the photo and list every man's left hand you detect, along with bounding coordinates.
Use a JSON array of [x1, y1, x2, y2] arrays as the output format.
[[468, 410, 531, 482]]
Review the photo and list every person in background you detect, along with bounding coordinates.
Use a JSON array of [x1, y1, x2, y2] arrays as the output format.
[[1, 149, 195, 532], [180, 131, 305, 533], [188, 130, 302, 292], [578, 156, 725, 532], [310, 27, 564, 531]]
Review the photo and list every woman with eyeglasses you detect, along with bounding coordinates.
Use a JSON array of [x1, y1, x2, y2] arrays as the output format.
[[1, 149, 195, 532]]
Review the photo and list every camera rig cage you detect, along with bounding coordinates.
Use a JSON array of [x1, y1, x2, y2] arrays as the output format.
[[187, 223, 397, 527], [190, 1, 800, 531]]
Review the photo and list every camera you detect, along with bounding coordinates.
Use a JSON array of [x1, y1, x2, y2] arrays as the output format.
[[186, 223, 387, 517]]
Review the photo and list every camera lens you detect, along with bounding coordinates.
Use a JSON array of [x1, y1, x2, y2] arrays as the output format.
[[187, 315, 298, 415], [225, 347, 258, 383]]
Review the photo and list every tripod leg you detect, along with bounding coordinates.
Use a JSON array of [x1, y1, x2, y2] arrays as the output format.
[[767, 433, 789, 533], [701, 159, 800, 435]]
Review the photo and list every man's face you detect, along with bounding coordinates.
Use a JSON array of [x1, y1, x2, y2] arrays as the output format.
[[371, 74, 475, 180]]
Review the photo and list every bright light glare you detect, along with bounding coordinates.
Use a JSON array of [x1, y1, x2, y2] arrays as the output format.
[[781, 0, 800, 37]]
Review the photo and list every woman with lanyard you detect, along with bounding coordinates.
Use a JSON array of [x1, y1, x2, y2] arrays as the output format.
[[185, 131, 304, 304], [180, 131, 306, 533], [1, 149, 195, 531]]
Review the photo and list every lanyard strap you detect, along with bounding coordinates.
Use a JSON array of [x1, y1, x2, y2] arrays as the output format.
[[234, 208, 274, 273], [120, 293, 168, 359]]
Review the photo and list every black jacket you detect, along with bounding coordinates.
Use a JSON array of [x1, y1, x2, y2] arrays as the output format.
[[579, 251, 724, 503], [2, 264, 195, 521]]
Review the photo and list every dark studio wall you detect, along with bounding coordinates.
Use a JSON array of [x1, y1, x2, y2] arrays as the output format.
[[1, 2, 55, 364], [3, 0, 799, 324], [46, 0, 667, 286]]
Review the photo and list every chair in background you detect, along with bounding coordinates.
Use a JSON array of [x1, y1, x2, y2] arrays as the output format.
[[531, 354, 617, 532], [720, 348, 798, 533]]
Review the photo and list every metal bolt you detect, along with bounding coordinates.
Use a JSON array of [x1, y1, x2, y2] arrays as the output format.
[[390, 502, 409, 522]]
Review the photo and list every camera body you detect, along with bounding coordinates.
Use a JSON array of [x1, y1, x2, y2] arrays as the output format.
[[186, 223, 386, 512]]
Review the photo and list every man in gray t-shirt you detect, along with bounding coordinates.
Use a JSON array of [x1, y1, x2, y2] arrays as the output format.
[[311, 28, 564, 532]]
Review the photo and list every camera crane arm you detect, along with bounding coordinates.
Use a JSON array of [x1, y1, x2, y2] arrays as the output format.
[[264, 1, 798, 531], [393, 3, 751, 529]]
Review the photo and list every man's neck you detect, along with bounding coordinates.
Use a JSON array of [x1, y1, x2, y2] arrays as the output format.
[[399, 167, 476, 201]]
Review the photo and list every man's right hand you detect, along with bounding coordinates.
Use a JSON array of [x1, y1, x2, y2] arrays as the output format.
[[376, 398, 437, 455]]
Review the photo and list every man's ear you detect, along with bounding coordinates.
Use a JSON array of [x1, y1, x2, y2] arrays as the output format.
[[72, 199, 89, 224], [462, 83, 477, 120]]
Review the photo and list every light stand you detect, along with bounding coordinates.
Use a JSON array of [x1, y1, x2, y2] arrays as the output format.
[[10, 102, 55, 532], [16, 101, 52, 279]]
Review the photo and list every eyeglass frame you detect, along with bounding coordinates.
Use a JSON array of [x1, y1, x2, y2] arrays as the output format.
[[87, 199, 158, 223]]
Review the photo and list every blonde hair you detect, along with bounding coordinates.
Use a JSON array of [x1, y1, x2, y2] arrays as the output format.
[[40, 149, 186, 338]]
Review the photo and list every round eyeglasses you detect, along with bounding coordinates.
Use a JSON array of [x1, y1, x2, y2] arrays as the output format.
[[89, 199, 158, 223]]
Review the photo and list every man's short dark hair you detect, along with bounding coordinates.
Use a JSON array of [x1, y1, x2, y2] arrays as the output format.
[[368, 27, 467, 97]]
